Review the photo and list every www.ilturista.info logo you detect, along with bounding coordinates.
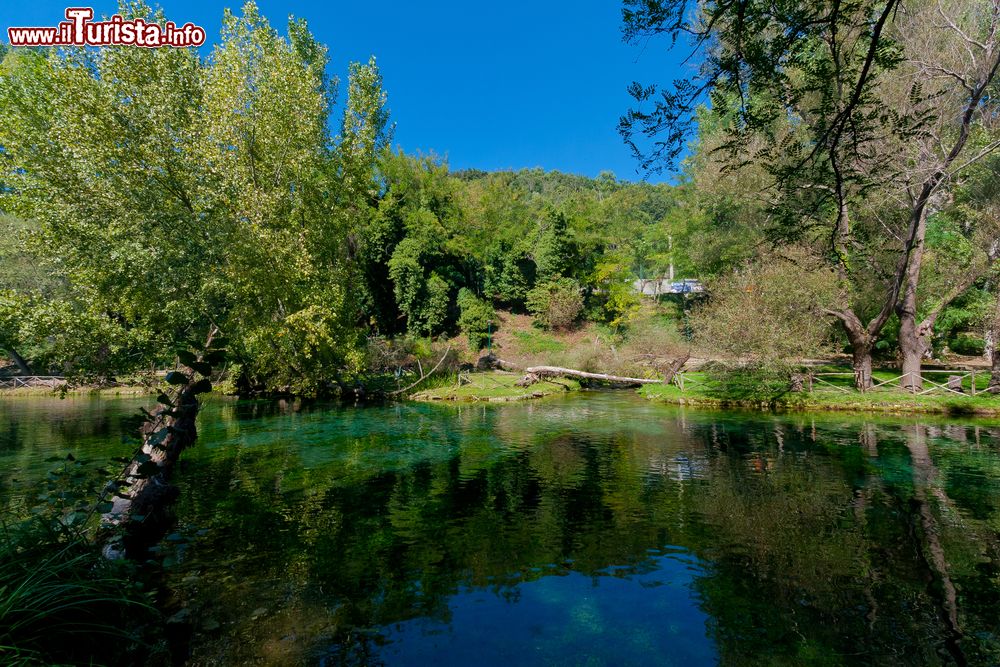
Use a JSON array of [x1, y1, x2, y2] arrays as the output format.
[[7, 8, 206, 48]]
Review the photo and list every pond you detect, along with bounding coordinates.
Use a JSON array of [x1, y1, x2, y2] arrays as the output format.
[[2, 392, 1000, 665]]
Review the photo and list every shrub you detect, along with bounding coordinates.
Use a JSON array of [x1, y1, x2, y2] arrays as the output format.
[[703, 361, 799, 399], [589, 257, 641, 331], [526, 278, 583, 330], [457, 288, 496, 351], [950, 333, 986, 357], [690, 247, 839, 365]]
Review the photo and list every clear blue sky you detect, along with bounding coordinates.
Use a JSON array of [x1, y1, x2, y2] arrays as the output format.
[[2, 1, 692, 182]]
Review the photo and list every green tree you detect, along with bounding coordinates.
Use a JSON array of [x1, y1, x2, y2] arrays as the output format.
[[457, 288, 496, 350], [690, 247, 840, 367], [483, 239, 536, 309], [623, 0, 1000, 390], [533, 209, 576, 280], [0, 2, 365, 390], [526, 278, 584, 330]]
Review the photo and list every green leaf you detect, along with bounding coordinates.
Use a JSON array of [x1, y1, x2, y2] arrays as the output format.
[[165, 371, 190, 386], [147, 429, 169, 449], [190, 378, 213, 395], [189, 361, 212, 376], [135, 461, 161, 477], [202, 349, 226, 365]]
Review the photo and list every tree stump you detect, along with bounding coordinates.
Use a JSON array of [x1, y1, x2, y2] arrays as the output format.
[[947, 375, 964, 393]]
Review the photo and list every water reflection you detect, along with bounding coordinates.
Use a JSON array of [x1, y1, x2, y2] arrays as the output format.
[[3, 393, 1000, 665]]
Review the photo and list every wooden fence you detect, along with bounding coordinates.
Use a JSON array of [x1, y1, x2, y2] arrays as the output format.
[[672, 369, 990, 397], [0, 375, 66, 389], [809, 369, 984, 397]]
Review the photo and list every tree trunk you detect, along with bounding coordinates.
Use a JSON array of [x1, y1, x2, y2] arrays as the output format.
[[101, 329, 218, 560], [989, 287, 1000, 392], [898, 314, 929, 393], [897, 208, 928, 392], [103, 377, 201, 560], [853, 344, 874, 392], [991, 342, 1000, 393], [6, 346, 32, 375], [842, 321, 874, 391]]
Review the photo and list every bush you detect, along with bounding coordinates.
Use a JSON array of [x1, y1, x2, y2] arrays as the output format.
[[690, 247, 839, 365], [703, 361, 800, 399], [457, 288, 496, 350], [589, 257, 641, 331], [526, 278, 584, 330], [950, 333, 986, 357]]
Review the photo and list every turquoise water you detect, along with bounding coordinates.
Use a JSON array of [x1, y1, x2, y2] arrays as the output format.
[[2, 392, 1000, 665]]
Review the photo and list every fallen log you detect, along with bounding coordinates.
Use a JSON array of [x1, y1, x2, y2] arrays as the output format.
[[475, 353, 519, 371], [521, 366, 667, 386]]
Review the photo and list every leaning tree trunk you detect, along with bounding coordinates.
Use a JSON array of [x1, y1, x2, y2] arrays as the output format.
[[103, 375, 204, 560], [101, 334, 218, 560], [5, 346, 32, 375]]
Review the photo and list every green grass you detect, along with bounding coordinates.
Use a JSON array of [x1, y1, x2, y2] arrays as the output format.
[[0, 518, 158, 665], [511, 330, 567, 354], [640, 367, 1000, 416], [412, 371, 580, 402]]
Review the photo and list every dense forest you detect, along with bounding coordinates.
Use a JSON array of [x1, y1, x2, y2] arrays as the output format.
[[0, 4, 689, 395], [1, 0, 999, 397]]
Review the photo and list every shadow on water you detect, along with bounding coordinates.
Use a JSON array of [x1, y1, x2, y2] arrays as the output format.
[[3, 392, 1000, 665]]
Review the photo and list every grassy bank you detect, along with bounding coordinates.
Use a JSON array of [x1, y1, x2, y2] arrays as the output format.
[[0, 384, 158, 397], [640, 368, 1000, 416], [411, 372, 580, 402]]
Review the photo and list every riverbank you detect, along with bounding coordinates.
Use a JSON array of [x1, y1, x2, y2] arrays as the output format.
[[411, 372, 581, 402], [0, 383, 158, 397], [639, 371, 1000, 416]]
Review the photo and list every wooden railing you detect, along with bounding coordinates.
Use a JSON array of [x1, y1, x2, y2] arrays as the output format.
[[0, 375, 66, 389], [809, 369, 984, 397], [672, 369, 991, 397]]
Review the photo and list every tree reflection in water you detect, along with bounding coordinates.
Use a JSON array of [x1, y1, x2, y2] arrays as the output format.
[[3, 394, 998, 665]]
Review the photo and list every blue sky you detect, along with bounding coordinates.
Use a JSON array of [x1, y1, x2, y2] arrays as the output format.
[[2, 1, 693, 182]]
